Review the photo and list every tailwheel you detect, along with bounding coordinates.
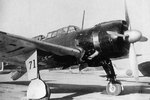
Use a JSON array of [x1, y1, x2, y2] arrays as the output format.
[[106, 81, 123, 96]]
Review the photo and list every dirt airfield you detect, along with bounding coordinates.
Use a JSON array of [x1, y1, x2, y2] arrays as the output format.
[[0, 68, 150, 100]]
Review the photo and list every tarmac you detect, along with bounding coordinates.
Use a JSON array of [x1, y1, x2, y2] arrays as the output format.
[[0, 69, 150, 100]]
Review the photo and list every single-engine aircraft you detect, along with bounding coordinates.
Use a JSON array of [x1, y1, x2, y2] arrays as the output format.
[[0, 1, 148, 100]]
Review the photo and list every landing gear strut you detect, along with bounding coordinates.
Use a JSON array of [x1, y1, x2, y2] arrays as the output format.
[[102, 59, 123, 95], [25, 50, 51, 100]]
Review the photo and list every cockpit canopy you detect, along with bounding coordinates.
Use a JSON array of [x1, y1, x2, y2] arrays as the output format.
[[32, 25, 80, 41], [46, 25, 80, 38]]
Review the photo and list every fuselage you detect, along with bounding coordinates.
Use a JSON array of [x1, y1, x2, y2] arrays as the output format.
[[42, 20, 130, 59], [33, 20, 130, 68]]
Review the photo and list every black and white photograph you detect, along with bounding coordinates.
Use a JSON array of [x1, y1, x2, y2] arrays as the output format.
[[0, 0, 150, 100]]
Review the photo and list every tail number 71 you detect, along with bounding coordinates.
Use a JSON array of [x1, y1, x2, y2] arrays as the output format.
[[29, 59, 36, 69]]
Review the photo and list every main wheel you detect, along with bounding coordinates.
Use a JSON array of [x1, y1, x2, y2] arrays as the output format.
[[106, 82, 122, 96]]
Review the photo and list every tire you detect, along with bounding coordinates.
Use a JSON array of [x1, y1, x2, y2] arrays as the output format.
[[106, 82, 122, 96]]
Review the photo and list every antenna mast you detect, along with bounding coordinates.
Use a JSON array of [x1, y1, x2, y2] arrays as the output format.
[[81, 10, 85, 30]]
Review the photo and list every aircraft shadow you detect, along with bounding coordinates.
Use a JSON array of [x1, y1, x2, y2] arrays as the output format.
[[46, 83, 106, 100], [0, 80, 150, 100], [0, 80, 105, 100]]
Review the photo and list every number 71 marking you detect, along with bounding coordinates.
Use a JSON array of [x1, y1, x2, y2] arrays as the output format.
[[29, 59, 36, 69], [25, 50, 38, 80]]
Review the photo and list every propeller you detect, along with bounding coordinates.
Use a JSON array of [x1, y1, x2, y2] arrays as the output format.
[[124, 0, 140, 81], [107, 30, 142, 81], [107, 0, 146, 81]]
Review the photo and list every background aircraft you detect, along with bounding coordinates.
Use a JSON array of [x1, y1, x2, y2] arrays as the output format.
[[0, 0, 149, 99]]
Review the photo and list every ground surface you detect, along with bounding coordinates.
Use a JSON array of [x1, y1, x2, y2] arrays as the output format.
[[0, 69, 150, 100]]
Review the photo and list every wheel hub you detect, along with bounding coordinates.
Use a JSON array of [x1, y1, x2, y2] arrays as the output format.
[[109, 83, 116, 93]]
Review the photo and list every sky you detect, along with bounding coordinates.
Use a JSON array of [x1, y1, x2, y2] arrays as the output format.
[[0, 0, 149, 37], [0, 0, 125, 37]]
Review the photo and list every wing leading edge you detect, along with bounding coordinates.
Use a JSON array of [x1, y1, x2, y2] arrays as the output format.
[[0, 31, 81, 61]]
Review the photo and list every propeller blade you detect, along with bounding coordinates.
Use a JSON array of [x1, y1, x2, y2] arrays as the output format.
[[124, 0, 143, 81], [139, 36, 148, 42], [129, 43, 139, 81], [124, 0, 130, 29]]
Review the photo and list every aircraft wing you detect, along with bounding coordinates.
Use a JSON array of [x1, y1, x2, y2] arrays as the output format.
[[0, 31, 81, 63]]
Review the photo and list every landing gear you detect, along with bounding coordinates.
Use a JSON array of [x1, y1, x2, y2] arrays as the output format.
[[25, 50, 51, 100], [106, 81, 123, 95], [101, 59, 124, 95]]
